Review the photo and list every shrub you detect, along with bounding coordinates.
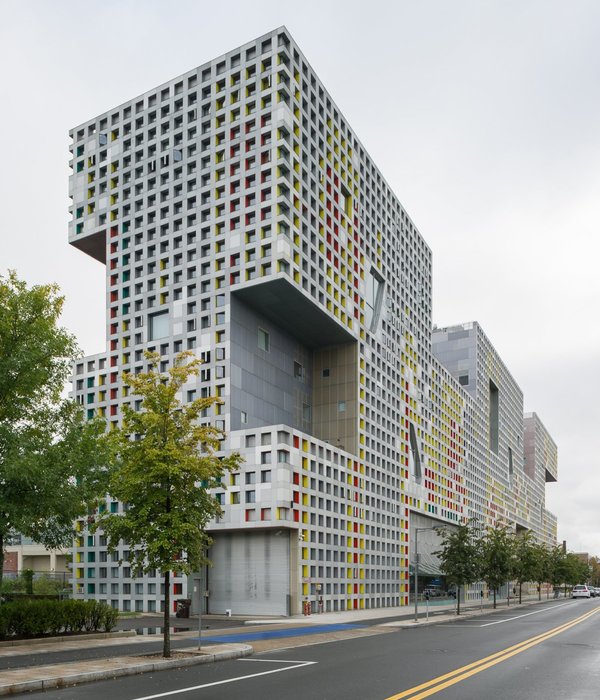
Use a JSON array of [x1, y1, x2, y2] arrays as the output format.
[[62, 599, 86, 633], [46, 601, 64, 636], [0, 577, 26, 595], [0, 606, 9, 638], [102, 605, 118, 632], [0, 599, 116, 639], [84, 600, 104, 632], [33, 575, 65, 596], [21, 570, 34, 595]]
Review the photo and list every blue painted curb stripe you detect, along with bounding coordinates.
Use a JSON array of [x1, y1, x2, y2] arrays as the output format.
[[194, 623, 364, 643]]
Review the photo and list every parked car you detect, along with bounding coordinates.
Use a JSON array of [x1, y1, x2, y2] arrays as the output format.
[[571, 585, 591, 599], [589, 587, 597, 598]]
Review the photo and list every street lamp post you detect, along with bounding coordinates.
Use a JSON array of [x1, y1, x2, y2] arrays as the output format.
[[197, 551, 207, 651], [413, 526, 438, 623], [195, 577, 202, 651]]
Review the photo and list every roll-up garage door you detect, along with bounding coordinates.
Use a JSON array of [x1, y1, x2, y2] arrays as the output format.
[[208, 530, 291, 616]]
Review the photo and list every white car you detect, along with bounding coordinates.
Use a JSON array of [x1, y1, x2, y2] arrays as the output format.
[[572, 585, 591, 598]]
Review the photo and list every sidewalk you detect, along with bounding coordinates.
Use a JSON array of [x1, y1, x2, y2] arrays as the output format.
[[0, 595, 563, 696], [0, 640, 252, 696]]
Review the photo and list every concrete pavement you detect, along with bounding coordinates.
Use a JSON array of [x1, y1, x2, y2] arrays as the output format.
[[0, 636, 252, 696], [0, 594, 567, 696]]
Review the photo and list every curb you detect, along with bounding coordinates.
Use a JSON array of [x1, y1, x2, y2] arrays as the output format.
[[386, 598, 559, 629], [0, 629, 137, 648], [0, 644, 252, 696]]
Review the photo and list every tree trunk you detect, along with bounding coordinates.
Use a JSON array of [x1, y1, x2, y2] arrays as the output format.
[[493, 588, 497, 609], [163, 569, 171, 658], [519, 582, 522, 604], [457, 586, 461, 615], [162, 487, 171, 658], [0, 531, 4, 600]]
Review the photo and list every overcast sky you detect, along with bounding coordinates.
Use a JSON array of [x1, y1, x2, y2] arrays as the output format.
[[1, 0, 598, 555]]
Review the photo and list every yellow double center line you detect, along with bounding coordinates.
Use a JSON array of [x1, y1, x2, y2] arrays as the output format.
[[385, 606, 600, 700]]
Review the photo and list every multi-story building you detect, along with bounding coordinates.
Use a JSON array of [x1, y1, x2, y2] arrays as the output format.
[[523, 412, 558, 544], [432, 324, 558, 540], [69, 27, 558, 615]]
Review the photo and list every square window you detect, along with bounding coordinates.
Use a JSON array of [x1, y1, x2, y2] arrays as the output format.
[[149, 310, 169, 340]]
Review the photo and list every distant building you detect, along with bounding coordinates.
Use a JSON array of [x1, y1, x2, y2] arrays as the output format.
[[432, 325, 558, 545], [573, 552, 590, 565], [68, 27, 558, 614], [3, 536, 68, 574]]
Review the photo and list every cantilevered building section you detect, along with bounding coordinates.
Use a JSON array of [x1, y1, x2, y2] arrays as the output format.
[[68, 27, 558, 615], [523, 412, 558, 545]]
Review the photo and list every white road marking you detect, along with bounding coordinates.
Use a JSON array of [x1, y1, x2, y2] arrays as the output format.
[[468, 618, 513, 622], [436, 624, 487, 627], [479, 602, 572, 626], [434, 602, 573, 628], [239, 658, 311, 663], [129, 660, 317, 699]]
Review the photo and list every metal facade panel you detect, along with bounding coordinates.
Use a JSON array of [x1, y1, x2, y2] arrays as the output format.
[[208, 531, 290, 616]]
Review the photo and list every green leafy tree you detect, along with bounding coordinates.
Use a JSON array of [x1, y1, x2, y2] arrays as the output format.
[[96, 351, 242, 658], [511, 531, 539, 603], [589, 556, 600, 587], [548, 545, 567, 596], [480, 524, 514, 609], [549, 548, 587, 596], [0, 271, 108, 586], [563, 553, 590, 588], [436, 521, 482, 614], [530, 543, 552, 600]]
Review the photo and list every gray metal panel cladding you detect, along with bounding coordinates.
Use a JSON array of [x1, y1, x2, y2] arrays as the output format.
[[208, 531, 289, 616]]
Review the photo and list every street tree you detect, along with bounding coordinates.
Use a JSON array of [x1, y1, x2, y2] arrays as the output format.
[[563, 552, 590, 588], [511, 531, 539, 603], [531, 543, 552, 600], [436, 521, 482, 614], [589, 556, 600, 587], [480, 524, 514, 608], [96, 351, 242, 658], [548, 545, 567, 596], [0, 271, 109, 586]]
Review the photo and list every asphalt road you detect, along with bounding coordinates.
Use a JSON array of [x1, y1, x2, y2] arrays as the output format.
[[30, 599, 600, 699]]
